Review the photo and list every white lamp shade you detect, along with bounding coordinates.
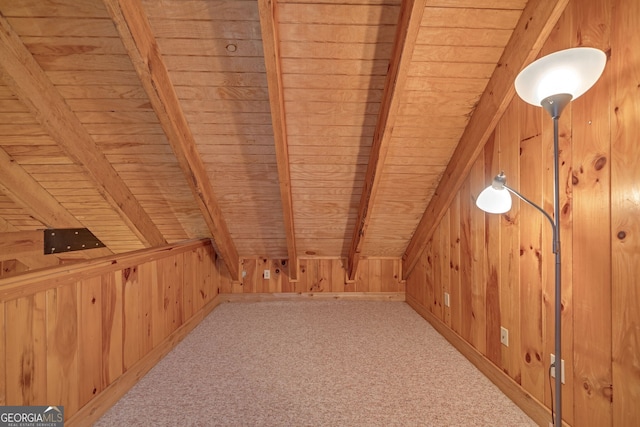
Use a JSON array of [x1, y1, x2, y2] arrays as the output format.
[[476, 186, 512, 214], [515, 47, 606, 106]]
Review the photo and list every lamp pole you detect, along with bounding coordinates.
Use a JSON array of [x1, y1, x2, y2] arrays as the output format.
[[541, 93, 571, 427]]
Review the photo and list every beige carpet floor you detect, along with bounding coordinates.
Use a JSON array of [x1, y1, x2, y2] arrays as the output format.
[[95, 300, 536, 426]]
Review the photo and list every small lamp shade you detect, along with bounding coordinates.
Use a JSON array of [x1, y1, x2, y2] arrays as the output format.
[[476, 186, 512, 214], [515, 47, 606, 106]]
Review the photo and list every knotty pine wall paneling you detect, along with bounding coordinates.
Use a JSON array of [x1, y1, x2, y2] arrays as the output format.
[[406, 0, 639, 425], [430, 224, 445, 320], [78, 276, 103, 408], [571, 0, 612, 423], [449, 193, 462, 337], [611, 0, 640, 423], [0, 239, 221, 424], [101, 272, 123, 388], [228, 258, 405, 295], [406, 251, 426, 309], [6, 293, 47, 405], [470, 158, 487, 357], [518, 100, 545, 405], [420, 240, 433, 313], [483, 134, 502, 368], [459, 172, 475, 347], [46, 283, 80, 415], [439, 209, 451, 328], [497, 99, 522, 386]]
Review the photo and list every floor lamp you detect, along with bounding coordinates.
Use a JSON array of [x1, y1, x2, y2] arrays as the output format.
[[476, 47, 606, 427]]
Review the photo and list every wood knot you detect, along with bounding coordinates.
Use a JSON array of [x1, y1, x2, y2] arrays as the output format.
[[275, 268, 280, 274], [617, 231, 626, 240], [535, 352, 541, 362], [572, 174, 579, 185], [525, 353, 531, 363], [22, 371, 32, 388], [594, 155, 607, 171], [91, 297, 96, 304]]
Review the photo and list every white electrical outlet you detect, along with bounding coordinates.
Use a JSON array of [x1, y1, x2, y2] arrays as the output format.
[[550, 354, 565, 384], [500, 326, 509, 347], [444, 292, 450, 307], [263, 269, 270, 279]]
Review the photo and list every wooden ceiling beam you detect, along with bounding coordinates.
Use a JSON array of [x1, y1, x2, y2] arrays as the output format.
[[0, 231, 43, 259], [103, 0, 241, 281], [258, 0, 298, 281], [0, 148, 113, 265], [0, 219, 59, 270], [0, 14, 165, 249], [346, 0, 427, 281], [402, 0, 570, 278], [0, 148, 87, 230]]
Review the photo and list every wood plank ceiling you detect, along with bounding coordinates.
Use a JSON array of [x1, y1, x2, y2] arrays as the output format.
[[0, 0, 532, 280]]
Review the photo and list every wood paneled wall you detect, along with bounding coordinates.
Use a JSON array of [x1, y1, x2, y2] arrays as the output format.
[[0, 239, 221, 425], [221, 257, 405, 294], [0, 243, 404, 424], [406, 0, 639, 425]]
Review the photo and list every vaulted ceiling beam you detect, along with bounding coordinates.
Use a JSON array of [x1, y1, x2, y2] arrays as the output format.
[[103, 0, 241, 281], [0, 147, 114, 264], [0, 148, 90, 230], [347, 0, 427, 281], [403, 0, 570, 278], [258, 0, 299, 281], [0, 14, 165, 249], [0, 231, 43, 259], [0, 225, 58, 270]]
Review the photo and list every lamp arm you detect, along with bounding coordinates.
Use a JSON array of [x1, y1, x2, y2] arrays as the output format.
[[504, 185, 558, 254]]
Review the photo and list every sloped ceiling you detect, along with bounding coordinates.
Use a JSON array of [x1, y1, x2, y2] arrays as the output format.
[[0, 0, 565, 281]]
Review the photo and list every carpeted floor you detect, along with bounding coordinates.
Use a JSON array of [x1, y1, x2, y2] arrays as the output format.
[[95, 300, 536, 426]]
